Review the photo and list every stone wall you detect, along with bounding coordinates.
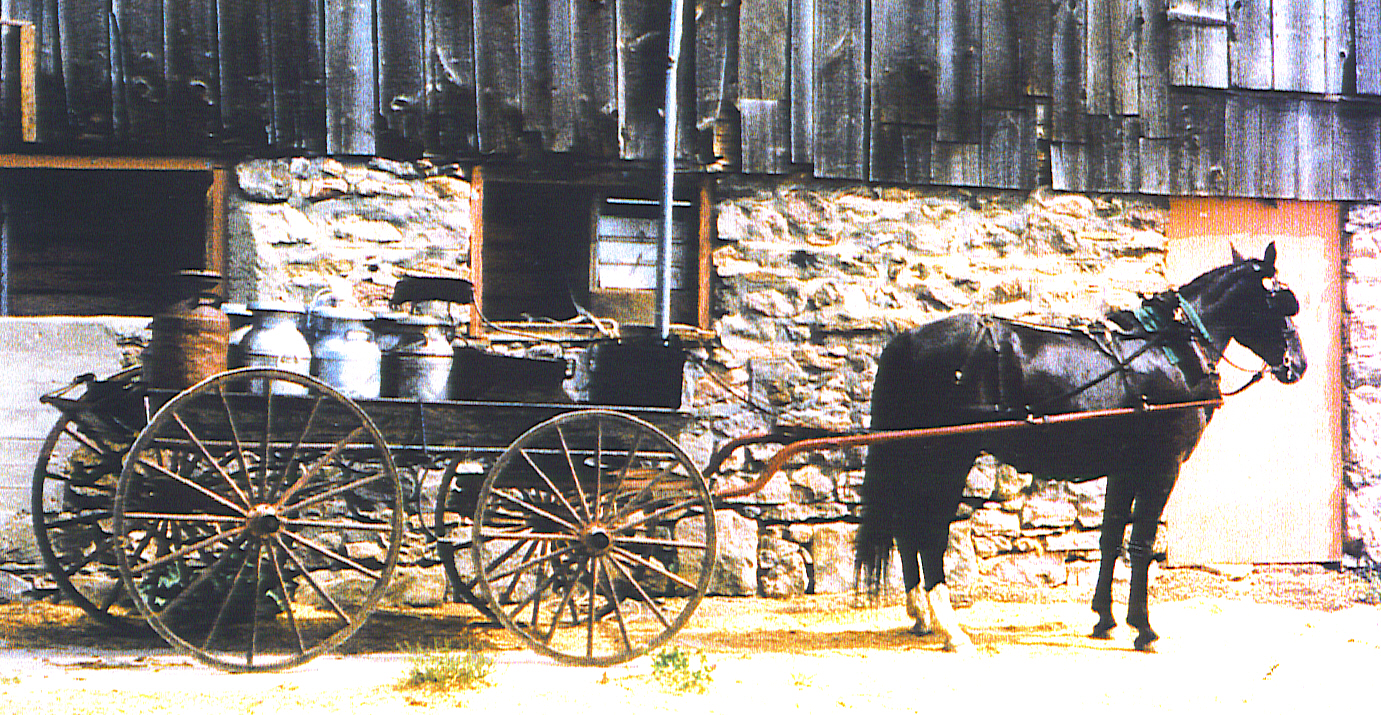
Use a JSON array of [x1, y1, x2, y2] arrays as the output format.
[[1344, 205, 1381, 566], [686, 178, 1174, 596], [228, 157, 473, 309]]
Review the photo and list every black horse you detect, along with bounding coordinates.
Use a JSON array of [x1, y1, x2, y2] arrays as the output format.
[[856, 243, 1306, 652]]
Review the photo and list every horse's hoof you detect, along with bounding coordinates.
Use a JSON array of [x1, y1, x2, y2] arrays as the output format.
[[1134, 633, 1159, 652], [1090, 623, 1117, 640], [910, 623, 934, 637]]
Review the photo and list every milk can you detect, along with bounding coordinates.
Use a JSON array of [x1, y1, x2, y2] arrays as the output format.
[[241, 302, 312, 395], [386, 315, 452, 400], [144, 270, 230, 390], [369, 311, 409, 397], [222, 303, 253, 369], [311, 306, 381, 398]]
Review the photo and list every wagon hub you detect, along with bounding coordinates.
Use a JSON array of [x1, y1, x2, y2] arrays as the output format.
[[577, 525, 614, 556], [247, 504, 281, 537]]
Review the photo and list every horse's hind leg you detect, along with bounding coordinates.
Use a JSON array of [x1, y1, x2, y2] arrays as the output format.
[[914, 470, 973, 653], [895, 533, 933, 635], [1091, 475, 1135, 639], [1125, 473, 1177, 652]]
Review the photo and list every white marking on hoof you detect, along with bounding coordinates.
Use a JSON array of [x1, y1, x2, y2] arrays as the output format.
[[927, 583, 974, 653], [906, 585, 933, 635]]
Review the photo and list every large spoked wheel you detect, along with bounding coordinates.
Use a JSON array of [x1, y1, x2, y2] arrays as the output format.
[[112, 368, 403, 672], [32, 367, 144, 625], [472, 410, 716, 666]]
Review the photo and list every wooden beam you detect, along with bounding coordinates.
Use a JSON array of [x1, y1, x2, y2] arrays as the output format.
[[469, 165, 486, 337], [0, 155, 217, 170], [698, 175, 714, 331], [206, 164, 231, 285]]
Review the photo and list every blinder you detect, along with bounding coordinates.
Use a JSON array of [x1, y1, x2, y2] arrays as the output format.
[[1266, 284, 1299, 316]]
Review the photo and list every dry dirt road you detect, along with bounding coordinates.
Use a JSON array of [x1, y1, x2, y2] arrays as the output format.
[[0, 566, 1378, 715]]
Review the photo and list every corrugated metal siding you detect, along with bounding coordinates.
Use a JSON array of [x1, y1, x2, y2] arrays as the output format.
[[3, 1, 1381, 199]]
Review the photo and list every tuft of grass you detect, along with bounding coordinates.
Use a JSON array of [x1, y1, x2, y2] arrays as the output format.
[[397, 642, 495, 692], [650, 646, 715, 694]]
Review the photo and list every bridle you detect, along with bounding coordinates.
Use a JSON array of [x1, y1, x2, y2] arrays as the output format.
[[1176, 273, 1298, 396]]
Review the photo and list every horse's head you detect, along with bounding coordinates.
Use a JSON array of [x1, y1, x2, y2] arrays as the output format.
[[1221, 242, 1307, 384]]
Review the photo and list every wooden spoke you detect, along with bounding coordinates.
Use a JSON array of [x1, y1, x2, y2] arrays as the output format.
[[267, 541, 306, 655], [201, 541, 260, 652], [486, 542, 580, 585], [130, 526, 248, 575], [278, 517, 394, 533], [122, 512, 245, 525], [173, 413, 251, 509], [555, 425, 593, 522], [613, 494, 705, 534], [518, 448, 584, 524], [274, 427, 367, 508], [134, 456, 248, 517], [278, 535, 352, 626], [608, 546, 699, 592], [267, 395, 325, 498], [604, 554, 673, 630], [277, 469, 388, 515], [217, 384, 254, 495], [279, 530, 383, 581], [155, 535, 250, 619], [612, 534, 709, 550], [488, 488, 579, 534]]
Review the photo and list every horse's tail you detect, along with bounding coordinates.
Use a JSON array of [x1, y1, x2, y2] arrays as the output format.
[[854, 445, 894, 602]]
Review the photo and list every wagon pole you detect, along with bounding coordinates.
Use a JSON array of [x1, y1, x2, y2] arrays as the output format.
[[710, 398, 1225, 501]]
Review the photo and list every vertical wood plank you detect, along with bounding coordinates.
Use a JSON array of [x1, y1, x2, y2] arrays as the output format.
[[791, 0, 814, 163], [1336, 101, 1379, 200], [518, 0, 554, 146], [870, 0, 935, 182], [615, 0, 665, 160], [111, 0, 164, 147], [546, 0, 577, 152], [1225, 93, 1261, 197], [1324, 0, 1352, 94], [475, 0, 524, 154], [1258, 96, 1297, 199], [379, 0, 427, 156], [1051, 0, 1085, 143], [325, 0, 376, 155], [739, 0, 789, 173], [981, 107, 1036, 189], [814, 0, 867, 178], [698, 176, 714, 330], [468, 166, 486, 336], [981, 0, 1020, 108], [58, 0, 112, 141], [165, 0, 220, 149], [1018, 0, 1052, 98], [1050, 141, 1088, 191], [870, 124, 933, 184], [1171, 89, 1227, 195], [2, 0, 62, 143], [931, 140, 982, 186], [1228, 0, 1273, 90], [1139, 0, 1171, 138], [1360, 0, 1381, 95], [1274, 0, 1326, 93], [1109, 0, 1139, 115], [1139, 135, 1171, 194], [272, 0, 327, 153], [936, 0, 980, 142], [1085, 0, 1110, 115], [218, 0, 272, 148], [571, 0, 618, 155], [695, 0, 733, 162], [1296, 99, 1335, 201], [424, 0, 477, 156], [1168, 0, 1228, 88]]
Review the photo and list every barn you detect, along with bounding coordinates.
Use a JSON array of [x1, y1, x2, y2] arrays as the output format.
[[0, 0, 1377, 597]]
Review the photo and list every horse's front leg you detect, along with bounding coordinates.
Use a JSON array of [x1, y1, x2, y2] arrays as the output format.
[[1125, 474, 1177, 652], [1091, 476, 1134, 639]]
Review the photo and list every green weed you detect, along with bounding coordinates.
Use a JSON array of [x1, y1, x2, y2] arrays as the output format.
[[650, 646, 715, 694], [397, 642, 495, 692]]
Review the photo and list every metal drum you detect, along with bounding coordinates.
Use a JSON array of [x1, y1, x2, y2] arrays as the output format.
[[311, 306, 381, 398], [144, 270, 230, 389], [241, 302, 312, 395], [385, 315, 452, 401]]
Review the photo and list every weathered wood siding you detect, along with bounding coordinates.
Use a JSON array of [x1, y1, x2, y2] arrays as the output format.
[[3, 1, 1381, 200]]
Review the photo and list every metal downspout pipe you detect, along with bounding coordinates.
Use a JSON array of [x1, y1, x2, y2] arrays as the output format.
[[657, 0, 689, 341]]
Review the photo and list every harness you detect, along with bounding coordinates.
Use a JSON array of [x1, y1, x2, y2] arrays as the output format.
[[957, 290, 1240, 419]]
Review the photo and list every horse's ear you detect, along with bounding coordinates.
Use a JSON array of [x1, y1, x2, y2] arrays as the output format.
[[1263, 241, 1277, 266], [1231, 244, 1246, 263]]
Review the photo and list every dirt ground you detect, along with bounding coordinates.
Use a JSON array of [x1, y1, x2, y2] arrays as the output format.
[[0, 564, 1378, 714]]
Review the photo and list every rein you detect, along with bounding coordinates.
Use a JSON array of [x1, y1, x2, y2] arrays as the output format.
[[1174, 292, 1271, 397]]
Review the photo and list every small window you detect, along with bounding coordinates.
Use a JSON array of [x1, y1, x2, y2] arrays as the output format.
[[593, 198, 692, 291]]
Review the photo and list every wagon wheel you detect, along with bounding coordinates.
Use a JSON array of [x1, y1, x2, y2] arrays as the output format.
[[433, 458, 496, 617], [31, 367, 143, 625], [112, 368, 402, 672], [472, 410, 716, 666]]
